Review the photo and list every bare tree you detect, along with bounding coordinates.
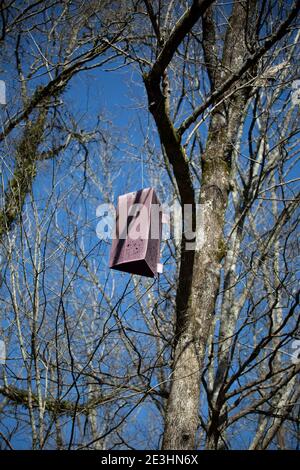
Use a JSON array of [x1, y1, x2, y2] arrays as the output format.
[[135, 0, 300, 449], [0, 0, 299, 450]]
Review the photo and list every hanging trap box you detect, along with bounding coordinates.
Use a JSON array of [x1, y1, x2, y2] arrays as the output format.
[[109, 188, 164, 278]]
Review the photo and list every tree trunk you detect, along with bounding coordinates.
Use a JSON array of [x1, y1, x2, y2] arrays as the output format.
[[162, 0, 254, 450]]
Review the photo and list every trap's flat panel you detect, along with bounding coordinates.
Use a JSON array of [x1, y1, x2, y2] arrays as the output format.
[[144, 189, 162, 275], [109, 188, 162, 278]]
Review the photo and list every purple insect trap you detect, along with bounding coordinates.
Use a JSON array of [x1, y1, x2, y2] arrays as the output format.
[[109, 188, 164, 278]]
